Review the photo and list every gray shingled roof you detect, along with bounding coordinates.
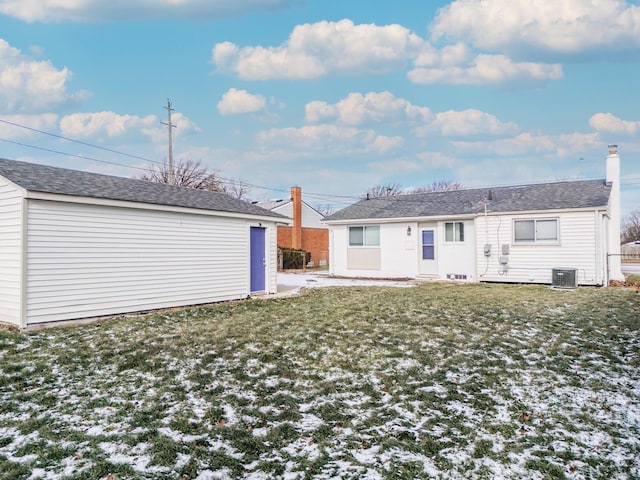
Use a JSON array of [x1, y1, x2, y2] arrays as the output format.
[[324, 180, 611, 222], [254, 198, 290, 210], [0, 158, 287, 220]]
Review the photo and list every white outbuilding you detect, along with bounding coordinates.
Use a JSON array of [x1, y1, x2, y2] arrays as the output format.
[[0, 158, 287, 329]]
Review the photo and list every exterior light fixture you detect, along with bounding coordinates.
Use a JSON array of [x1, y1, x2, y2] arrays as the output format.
[[407, 226, 412, 236]]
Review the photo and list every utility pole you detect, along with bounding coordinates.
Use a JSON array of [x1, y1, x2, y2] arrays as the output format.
[[161, 99, 177, 185]]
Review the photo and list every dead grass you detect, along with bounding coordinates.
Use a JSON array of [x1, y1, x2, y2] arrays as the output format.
[[0, 283, 638, 479]]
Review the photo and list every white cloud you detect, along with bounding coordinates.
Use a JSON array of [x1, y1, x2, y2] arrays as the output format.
[[589, 112, 640, 135], [0, 0, 296, 22], [212, 19, 425, 80], [256, 124, 404, 155], [430, 0, 640, 56], [415, 109, 519, 137], [452, 132, 602, 157], [409, 53, 563, 87], [305, 91, 432, 126], [0, 114, 58, 139], [212, 18, 565, 87], [0, 39, 89, 113], [59, 111, 200, 143], [217, 88, 267, 115], [60, 112, 157, 138]]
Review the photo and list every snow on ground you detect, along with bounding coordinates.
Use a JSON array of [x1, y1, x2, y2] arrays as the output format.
[[1, 283, 638, 479], [276, 271, 416, 295]]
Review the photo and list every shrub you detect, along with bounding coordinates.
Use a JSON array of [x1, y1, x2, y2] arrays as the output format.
[[279, 247, 311, 269]]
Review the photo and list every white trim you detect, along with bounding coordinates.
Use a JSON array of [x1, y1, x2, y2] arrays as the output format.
[[20, 196, 27, 329], [512, 217, 560, 245], [23, 191, 284, 223], [324, 207, 608, 226]]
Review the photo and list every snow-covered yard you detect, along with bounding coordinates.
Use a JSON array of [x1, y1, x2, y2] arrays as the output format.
[[0, 282, 638, 479]]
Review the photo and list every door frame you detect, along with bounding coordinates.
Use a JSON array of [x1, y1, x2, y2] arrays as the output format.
[[250, 226, 267, 293], [419, 225, 438, 276]]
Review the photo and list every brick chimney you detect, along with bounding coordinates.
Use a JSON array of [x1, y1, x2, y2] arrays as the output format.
[[291, 186, 303, 250]]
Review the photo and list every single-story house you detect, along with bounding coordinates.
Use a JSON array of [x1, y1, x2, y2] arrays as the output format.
[[324, 150, 625, 287], [0, 158, 287, 329], [256, 186, 329, 266]]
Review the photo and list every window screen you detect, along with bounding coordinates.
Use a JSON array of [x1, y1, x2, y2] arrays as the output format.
[[422, 230, 435, 260], [349, 226, 380, 246]]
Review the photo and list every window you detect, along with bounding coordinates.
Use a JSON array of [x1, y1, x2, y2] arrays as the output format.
[[514, 219, 558, 243], [445, 222, 464, 242], [422, 230, 435, 260], [349, 225, 380, 246]]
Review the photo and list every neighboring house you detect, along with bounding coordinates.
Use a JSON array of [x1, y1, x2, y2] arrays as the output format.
[[0, 158, 287, 329], [256, 186, 329, 266], [324, 150, 626, 286]]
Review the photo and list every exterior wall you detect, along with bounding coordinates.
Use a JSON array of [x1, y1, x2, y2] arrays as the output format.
[[272, 202, 325, 229], [329, 223, 419, 278], [475, 211, 605, 285], [24, 199, 277, 325], [0, 178, 23, 327], [278, 226, 329, 266], [430, 220, 476, 281]]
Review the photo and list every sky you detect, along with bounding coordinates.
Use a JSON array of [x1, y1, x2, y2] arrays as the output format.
[[0, 0, 639, 216]]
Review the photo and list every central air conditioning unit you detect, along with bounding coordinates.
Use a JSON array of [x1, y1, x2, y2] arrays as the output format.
[[551, 268, 578, 289]]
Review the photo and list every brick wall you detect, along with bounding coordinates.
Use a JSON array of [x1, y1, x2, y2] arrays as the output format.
[[277, 226, 329, 266]]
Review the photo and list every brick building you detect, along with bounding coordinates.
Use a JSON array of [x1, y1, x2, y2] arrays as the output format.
[[256, 187, 329, 267]]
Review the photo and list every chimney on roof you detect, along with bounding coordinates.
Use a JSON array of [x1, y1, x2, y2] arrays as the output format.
[[291, 186, 302, 250]]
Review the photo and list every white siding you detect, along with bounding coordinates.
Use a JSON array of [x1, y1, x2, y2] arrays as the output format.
[[476, 211, 604, 285], [329, 223, 419, 278], [434, 220, 476, 281], [0, 178, 23, 327], [272, 202, 325, 229], [25, 200, 258, 324]]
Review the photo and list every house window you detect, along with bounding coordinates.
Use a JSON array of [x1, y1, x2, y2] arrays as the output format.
[[349, 225, 380, 246], [445, 222, 464, 242], [422, 230, 435, 260], [514, 219, 558, 243]]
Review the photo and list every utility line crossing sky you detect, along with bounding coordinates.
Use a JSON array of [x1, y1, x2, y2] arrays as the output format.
[[0, 0, 638, 215]]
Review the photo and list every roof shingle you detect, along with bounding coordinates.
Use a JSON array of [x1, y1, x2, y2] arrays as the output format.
[[324, 180, 611, 222], [0, 158, 286, 219]]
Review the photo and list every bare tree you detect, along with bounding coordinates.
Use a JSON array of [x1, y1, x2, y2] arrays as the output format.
[[363, 180, 462, 198], [622, 209, 640, 244], [140, 159, 248, 199], [363, 182, 403, 198], [408, 180, 464, 193], [315, 204, 338, 217]]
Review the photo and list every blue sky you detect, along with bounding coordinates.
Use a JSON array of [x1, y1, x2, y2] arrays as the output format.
[[0, 0, 639, 216]]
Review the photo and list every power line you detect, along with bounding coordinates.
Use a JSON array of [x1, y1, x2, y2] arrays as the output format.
[[0, 137, 152, 173], [0, 118, 164, 166], [2, 116, 637, 205]]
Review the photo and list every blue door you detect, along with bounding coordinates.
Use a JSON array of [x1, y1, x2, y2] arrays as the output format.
[[250, 227, 266, 292]]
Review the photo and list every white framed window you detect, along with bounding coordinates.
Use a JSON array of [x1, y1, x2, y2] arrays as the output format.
[[514, 218, 558, 243], [349, 225, 380, 246], [422, 230, 435, 260], [445, 222, 464, 242]]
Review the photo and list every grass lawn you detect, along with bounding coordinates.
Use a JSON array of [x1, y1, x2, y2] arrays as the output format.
[[0, 283, 639, 479]]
